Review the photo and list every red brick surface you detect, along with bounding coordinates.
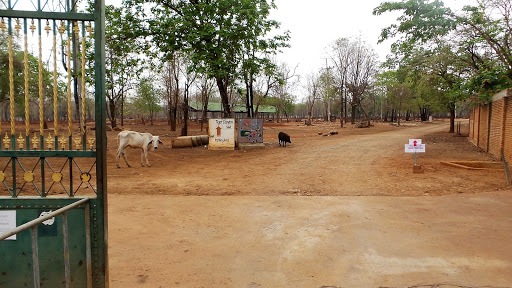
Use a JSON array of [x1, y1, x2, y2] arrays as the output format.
[[469, 89, 512, 161], [489, 99, 504, 156], [504, 98, 512, 163], [479, 105, 490, 152]]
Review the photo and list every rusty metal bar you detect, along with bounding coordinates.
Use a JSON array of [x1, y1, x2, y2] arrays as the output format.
[[62, 211, 71, 288], [30, 226, 40, 288], [85, 202, 92, 288]]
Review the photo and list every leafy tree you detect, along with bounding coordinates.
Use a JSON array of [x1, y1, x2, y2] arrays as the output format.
[[248, 58, 297, 118], [345, 38, 379, 124], [133, 77, 162, 125], [125, 0, 289, 118], [455, 1, 512, 98], [104, 5, 144, 128], [0, 34, 61, 120], [374, 0, 512, 131], [318, 67, 337, 122], [267, 62, 297, 122]]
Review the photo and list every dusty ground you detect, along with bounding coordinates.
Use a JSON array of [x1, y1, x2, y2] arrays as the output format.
[[106, 119, 512, 288], [106, 119, 506, 196]]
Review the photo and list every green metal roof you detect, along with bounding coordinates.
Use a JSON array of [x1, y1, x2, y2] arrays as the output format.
[[189, 102, 276, 113]]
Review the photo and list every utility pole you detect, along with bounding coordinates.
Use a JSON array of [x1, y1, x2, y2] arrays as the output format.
[[324, 58, 332, 123]]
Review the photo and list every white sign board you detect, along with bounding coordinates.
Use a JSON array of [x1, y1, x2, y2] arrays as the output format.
[[409, 139, 422, 146], [405, 139, 426, 153], [0, 210, 16, 240], [208, 119, 235, 150]]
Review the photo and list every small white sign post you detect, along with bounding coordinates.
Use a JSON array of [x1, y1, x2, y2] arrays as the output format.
[[405, 139, 426, 173]]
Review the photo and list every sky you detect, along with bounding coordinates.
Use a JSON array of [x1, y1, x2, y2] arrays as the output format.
[[269, 0, 471, 84], [4, 0, 472, 101]]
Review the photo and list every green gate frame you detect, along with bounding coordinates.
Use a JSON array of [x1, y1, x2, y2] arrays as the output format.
[[0, 0, 107, 287]]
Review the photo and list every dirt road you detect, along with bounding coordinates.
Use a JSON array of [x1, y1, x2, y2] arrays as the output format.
[[107, 121, 504, 196], [109, 193, 512, 288], [107, 120, 512, 287]]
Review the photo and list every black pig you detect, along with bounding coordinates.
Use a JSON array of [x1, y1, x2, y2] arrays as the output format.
[[278, 132, 291, 147]]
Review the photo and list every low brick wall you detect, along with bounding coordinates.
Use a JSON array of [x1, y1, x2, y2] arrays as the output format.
[[469, 88, 512, 161]]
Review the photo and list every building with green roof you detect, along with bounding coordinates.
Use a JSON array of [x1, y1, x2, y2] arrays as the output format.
[[189, 102, 276, 119]]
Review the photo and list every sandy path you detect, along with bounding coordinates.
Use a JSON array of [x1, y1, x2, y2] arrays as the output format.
[[108, 193, 512, 288], [107, 121, 505, 196], [107, 121, 512, 287]]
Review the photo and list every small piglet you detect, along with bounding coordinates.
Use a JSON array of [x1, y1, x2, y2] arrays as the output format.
[[278, 132, 291, 147]]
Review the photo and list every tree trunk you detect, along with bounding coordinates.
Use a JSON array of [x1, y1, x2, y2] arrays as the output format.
[[420, 108, 428, 122], [182, 84, 189, 136], [340, 92, 344, 128], [120, 91, 125, 126], [344, 94, 347, 126], [201, 103, 207, 132], [351, 105, 356, 124], [449, 102, 455, 133], [245, 75, 254, 118], [170, 86, 179, 131], [168, 101, 172, 126], [109, 100, 117, 128], [216, 76, 231, 118], [72, 32, 81, 121], [324, 101, 329, 122]]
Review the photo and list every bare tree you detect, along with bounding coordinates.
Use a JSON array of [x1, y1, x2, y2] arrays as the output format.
[[253, 58, 298, 117], [319, 64, 336, 122], [197, 77, 215, 131], [161, 54, 181, 131], [270, 62, 299, 122], [330, 38, 353, 127], [345, 38, 378, 124], [305, 73, 320, 125], [181, 57, 197, 136]]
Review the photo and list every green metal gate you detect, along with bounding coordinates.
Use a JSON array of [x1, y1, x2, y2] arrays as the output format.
[[0, 0, 107, 286]]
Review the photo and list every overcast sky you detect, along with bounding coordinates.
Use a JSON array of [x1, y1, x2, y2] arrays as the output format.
[[269, 0, 472, 86]]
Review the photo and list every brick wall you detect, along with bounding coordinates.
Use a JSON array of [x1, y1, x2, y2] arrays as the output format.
[[504, 98, 512, 163], [471, 106, 480, 146], [479, 105, 490, 152], [469, 88, 512, 160], [489, 99, 505, 156]]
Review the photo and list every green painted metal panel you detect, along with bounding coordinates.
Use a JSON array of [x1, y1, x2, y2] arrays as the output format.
[[0, 204, 88, 287], [0, 0, 108, 285], [93, 0, 108, 283], [0, 151, 96, 158]]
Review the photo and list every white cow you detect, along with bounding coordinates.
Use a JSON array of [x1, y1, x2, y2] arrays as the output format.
[[116, 130, 163, 168]]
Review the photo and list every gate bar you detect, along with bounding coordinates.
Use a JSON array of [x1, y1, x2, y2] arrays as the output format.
[[85, 202, 92, 288], [30, 226, 40, 288], [62, 211, 71, 288], [0, 10, 94, 21]]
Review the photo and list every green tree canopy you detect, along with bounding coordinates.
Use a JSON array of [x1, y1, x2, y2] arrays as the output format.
[[124, 0, 289, 117], [133, 77, 162, 125], [0, 34, 61, 117]]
